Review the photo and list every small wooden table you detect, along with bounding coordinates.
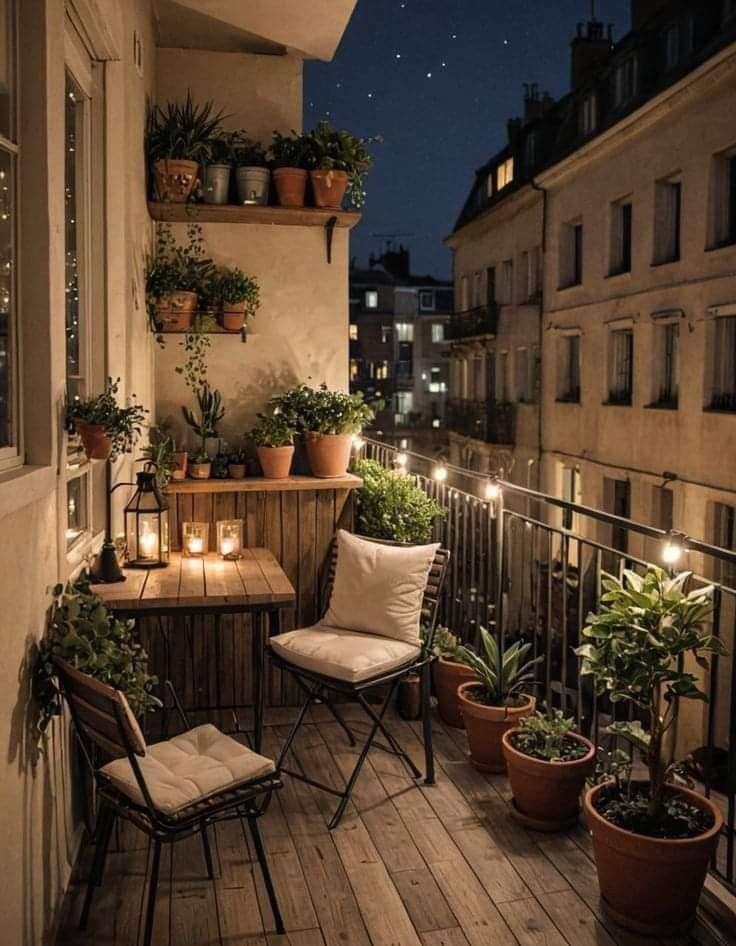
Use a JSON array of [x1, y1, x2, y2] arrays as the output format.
[[96, 548, 296, 751]]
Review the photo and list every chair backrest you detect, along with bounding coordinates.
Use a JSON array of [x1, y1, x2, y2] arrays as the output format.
[[320, 535, 450, 652], [55, 659, 147, 762]]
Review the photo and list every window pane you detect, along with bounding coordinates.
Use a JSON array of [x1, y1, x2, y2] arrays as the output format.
[[0, 148, 14, 448], [0, 0, 15, 141], [66, 474, 89, 549], [65, 74, 83, 400]]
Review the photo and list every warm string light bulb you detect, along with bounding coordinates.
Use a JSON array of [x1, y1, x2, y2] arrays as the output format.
[[352, 434, 365, 450], [484, 478, 501, 501], [396, 451, 408, 467], [662, 531, 685, 568], [432, 464, 448, 483]]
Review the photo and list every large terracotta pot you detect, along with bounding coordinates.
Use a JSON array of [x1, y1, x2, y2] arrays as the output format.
[[153, 159, 199, 202], [156, 291, 197, 332], [304, 432, 352, 478], [75, 422, 112, 461], [172, 451, 188, 481], [310, 169, 348, 209], [220, 303, 245, 332], [257, 445, 294, 479], [584, 782, 722, 936], [457, 683, 535, 773], [432, 656, 476, 728], [273, 168, 308, 208], [503, 729, 595, 831]]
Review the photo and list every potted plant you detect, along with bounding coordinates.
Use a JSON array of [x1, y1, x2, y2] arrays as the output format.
[[455, 628, 541, 773], [227, 445, 246, 480], [269, 131, 311, 208], [234, 136, 270, 206], [67, 377, 147, 461], [182, 384, 224, 479], [202, 130, 238, 204], [140, 425, 177, 488], [502, 710, 595, 832], [425, 625, 476, 729], [576, 567, 725, 936], [305, 119, 378, 209], [250, 412, 295, 479], [353, 458, 446, 543], [146, 224, 217, 333], [146, 92, 225, 203], [215, 266, 260, 332]]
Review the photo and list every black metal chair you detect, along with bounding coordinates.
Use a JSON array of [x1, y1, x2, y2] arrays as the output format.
[[56, 660, 285, 946], [268, 536, 450, 828]]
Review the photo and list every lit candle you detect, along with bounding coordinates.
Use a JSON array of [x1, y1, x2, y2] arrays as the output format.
[[187, 535, 204, 556], [220, 536, 236, 558], [139, 524, 157, 560]]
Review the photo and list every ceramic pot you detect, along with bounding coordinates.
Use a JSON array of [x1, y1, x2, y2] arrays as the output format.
[[189, 462, 211, 480], [156, 291, 197, 332], [272, 167, 307, 208], [457, 683, 535, 773], [153, 159, 199, 202], [304, 432, 352, 478], [172, 451, 188, 481], [257, 445, 294, 479], [227, 463, 246, 480], [503, 729, 595, 831], [202, 164, 231, 204], [584, 782, 722, 936], [432, 656, 476, 728], [75, 422, 112, 461], [236, 166, 270, 205], [220, 303, 245, 332], [310, 169, 348, 209]]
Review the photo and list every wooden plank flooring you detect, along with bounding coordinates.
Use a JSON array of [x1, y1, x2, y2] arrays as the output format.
[[57, 707, 707, 946]]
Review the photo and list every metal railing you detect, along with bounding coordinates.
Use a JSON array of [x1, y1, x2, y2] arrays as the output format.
[[447, 398, 515, 444], [361, 436, 736, 892], [446, 304, 499, 340]]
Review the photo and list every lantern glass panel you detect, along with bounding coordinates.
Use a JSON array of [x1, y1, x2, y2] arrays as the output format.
[[124, 471, 170, 568], [217, 519, 243, 559], [183, 522, 209, 557]]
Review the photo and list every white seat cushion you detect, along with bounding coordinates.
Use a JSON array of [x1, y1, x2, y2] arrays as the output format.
[[323, 530, 440, 645], [270, 624, 420, 683], [100, 724, 275, 816]]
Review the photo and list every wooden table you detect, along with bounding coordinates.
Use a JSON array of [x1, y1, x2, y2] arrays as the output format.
[[96, 548, 296, 751]]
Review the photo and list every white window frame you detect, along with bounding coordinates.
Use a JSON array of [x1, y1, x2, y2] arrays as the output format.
[[431, 322, 444, 343], [607, 324, 635, 405], [497, 157, 514, 190], [580, 92, 597, 136], [653, 175, 682, 264], [708, 146, 736, 249], [557, 329, 581, 403], [419, 289, 435, 312], [364, 289, 378, 309], [614, 55, 638, 108], [650, 313, 680, 407]]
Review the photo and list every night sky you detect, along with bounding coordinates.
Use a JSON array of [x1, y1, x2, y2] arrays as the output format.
[[304, 0, 630, 278]]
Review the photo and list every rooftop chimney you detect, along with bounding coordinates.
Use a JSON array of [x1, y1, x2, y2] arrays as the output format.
[[570, 19, 614, 89], [523, 83, 555, 124], [631, 0, 670, 30], [375, 244, 410, 280]]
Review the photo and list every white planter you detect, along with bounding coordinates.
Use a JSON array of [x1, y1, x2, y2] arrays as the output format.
[[236, 166, 270, 205], [203, 164, 231, 204]]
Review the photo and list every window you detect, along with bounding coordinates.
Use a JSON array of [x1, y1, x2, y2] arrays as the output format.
[[524, 132, 537, 170], [349, 358, 360, 382], [610, 200, 632, 275], [472, 355, 484, 401], [515, 348, 530, 402], [710, 150, 736, 249], [664, 16, 693, 71], [395, 391, 413, 424], [603, 477, 630, 559], [501, 259, 514, 304], [561, 465, 581, 531], [364, 290, 378, 309], [460, 274, 469, 311], [560, 220, 583, 288], [653, 177, 681, 264], [558, 334, 581, 403], [710, 316, 736, 411], [380, 324, 392, 344], [526, 245, 541, 300], [608, 328, 634, 405], [428, 366, 446, 393], [712, 502, 736, 585], [0, 0, 17, 471], [431, 323, 444, 343], [486, 266, 496, 306], [580, 93, 597, 136], [497, 156, 514, 190], [614, 55, 638, 107], [419, 290, 435, 312], [725, 0, 736, 23], [651, 320, 679, 407], [486, 172, 494, 198], [371, 360, 389, 380], [496, 351, 509, 402], [472, 271, 482, 308], [349, 323, 358, 340], [395, 322, 414, 343]]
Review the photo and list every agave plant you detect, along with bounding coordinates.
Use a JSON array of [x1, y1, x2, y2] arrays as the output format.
[[146, 91, 227, 164], [182, 384, 225, 456], [456, 627, 542, 707]]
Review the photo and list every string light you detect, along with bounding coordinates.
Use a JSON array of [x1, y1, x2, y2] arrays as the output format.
[[484, 477, 501, 501], [662, 531, 686, 568], [352, 435, 365, 450], [432, 464, 447, 483], [396, 451, 408, 467]]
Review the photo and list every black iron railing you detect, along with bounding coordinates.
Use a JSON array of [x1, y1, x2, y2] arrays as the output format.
[[446, 304, 499, 340], [447, 398, 515, 444]]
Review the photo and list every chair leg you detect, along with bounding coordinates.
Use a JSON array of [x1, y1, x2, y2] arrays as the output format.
[[275, 682, 319, 771], [321, 693, 357, 746], [142, 839, 162, 946], [357, 689, 422, 780], [201, 823, 214, 879], [421, 662, 435, 785], [78, 804, 114, 929], [95, 809, 116, 887], [248, 815, 285, 935]]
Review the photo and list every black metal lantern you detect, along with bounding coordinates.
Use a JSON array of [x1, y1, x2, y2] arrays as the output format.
[[124, 470, 170, 568]]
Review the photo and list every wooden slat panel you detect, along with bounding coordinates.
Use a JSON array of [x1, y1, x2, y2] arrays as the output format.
[[252, 548, 296, 601], [236, 550, 274, 601], [179, 556, 206, 604]]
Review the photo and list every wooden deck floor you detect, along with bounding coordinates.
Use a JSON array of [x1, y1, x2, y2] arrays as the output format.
[[57, 705, 713, 946]]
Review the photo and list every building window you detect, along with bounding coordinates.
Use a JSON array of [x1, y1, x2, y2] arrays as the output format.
[[709, 150, 736, 249], [364, 290, 378, 309], [561, 465, 580, 531], [380, 324, 392, 344], [486, 172, 494, 198], [653, 177, 682, 264], [349, 323, 358, 340], [496, 351, 509, 402], [725, 0, 736, 23], [372, 360, 389, 380], [664, 16, 693, 71], [560, 220, 583, 288], [580, 93, 597, 136], [472, 271, 482, 308], [395, 391, 413, 425], [497, 156, 514, 190], [526, 245, 541, 300], [501, 259, 514, 304], [349, 358, 360, 382], [419, 290, 435, 311], [711, 501, 736, 586], [604, 477, 631, 558], [0, 0, 17, 471], [610, 200, 632, 275], [614, 55, 638, 107], [651, 321, 679, 408], [486, 266, 496, 306], [515, 347, 530, 402], [558, 334, 581, 403], [459, 274, 469, 311], [432, 417, 441, 428], [710, 316, 736, 411], [395, 322, 414, 343], [608, 328, 634, 405], [428, 366, 446, 394], [431, 323, 444, 343]]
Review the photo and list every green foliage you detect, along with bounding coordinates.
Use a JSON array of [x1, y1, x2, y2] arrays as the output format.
[[211, 448, 229, 479], [510, 710, 589, 762], [249, 412, 295, 448], [576, 566, 725, 823], [67, 377, 147, 461], [146, 91, 226, 164], [271, 383, 377, 435], [34, 575, 160, 735], [208, 129, 243, 166], [140, 425, 177, 487], [304, 119, 381, 207], [353, 458, 445, 544], [182, 384, 225, 455], [227, 445, 246, 465], [213, 267, 261, 314], [269, 130, 311, 169], [456, 627, 542, 707], [427, 625, 462, 659], [233, 135, 268, 167]]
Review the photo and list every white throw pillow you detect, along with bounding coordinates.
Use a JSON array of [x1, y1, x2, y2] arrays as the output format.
[[323, 530, 439, 645]]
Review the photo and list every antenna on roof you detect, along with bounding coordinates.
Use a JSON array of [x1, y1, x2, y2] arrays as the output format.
[[590, 0, 597, 20]]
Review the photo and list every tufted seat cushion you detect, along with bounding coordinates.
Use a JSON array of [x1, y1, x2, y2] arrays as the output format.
[[269, 624, 420, 683], [100, 724, 275, 816]]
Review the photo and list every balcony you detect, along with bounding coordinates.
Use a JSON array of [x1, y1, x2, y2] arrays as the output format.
[[446, 303, 499, 340], [447, 397, 515, 444]]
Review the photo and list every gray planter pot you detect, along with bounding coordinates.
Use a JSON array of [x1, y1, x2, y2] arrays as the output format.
[[203, 164, 231, 204], [236, 166, 270, 205]]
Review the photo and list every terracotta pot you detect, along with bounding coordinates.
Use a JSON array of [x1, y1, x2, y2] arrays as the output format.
[[75, 422, 112, 461], [236, 166, 270, 205], [503, 729, 595, 831], [172, 451, 188, 481], [156, 291, 197, 332], [257, 445, 294, 479], [457, 683, 535, 773], [272, 167, 307, 208], [220, 303, 245, 333], [189, 462, 211, 480], [310, 169, 348, 209], [432, 656, 476, 728], [584, 782, 722, 936], [304, 432, 352, 478], [227, 463, 246, 480], [153, 159, 199, 203]]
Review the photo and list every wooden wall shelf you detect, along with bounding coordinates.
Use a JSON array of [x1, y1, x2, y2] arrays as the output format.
[[165, 474, 362, 495], [148, 202, 361, 229]]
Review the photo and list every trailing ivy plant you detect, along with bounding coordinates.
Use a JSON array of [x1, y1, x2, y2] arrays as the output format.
[[509, 710, 589, 762], [66, 377, 148, 460], [353, 458, 445, 544], [455, 627, 542, 708], [34, 574, 160, 736]]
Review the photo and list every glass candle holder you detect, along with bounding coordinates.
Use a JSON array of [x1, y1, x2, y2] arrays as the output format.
[[217, 519, 243, 560], [182, 522, 209, 557]]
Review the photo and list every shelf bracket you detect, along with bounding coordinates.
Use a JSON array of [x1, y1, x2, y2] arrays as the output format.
[[325, 215, 338, 264]]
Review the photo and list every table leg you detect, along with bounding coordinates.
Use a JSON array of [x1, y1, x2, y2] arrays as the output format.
[[252, 612, 265, 753]]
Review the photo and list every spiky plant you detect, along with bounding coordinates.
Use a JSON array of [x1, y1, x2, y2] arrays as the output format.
[[182, 384, 224, 456], [455, 627, 542, 707], [146, 91, 226, 164]]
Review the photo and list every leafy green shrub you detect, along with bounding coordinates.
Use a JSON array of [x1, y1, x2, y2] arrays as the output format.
[[353, 458, 445, 544], [456, 627, 541, 707], [424, 625, 462, 659], [250, 412, 295, 448], [140, 424, 177, 487], [146, 91, 225, 164], [271, 383, 377, 436], [269, 130, 311, 169], [304, 119, 381, 207], [215, 267, 260, 315], [233, 135, 268, 168], [66, 377, 147, 460], [509, 710, 589, 762]]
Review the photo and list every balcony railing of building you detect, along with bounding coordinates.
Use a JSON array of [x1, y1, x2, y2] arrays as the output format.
[[361, 436, 736, 895], [447, 397, 515, 444], [446, 303, 499, 340]]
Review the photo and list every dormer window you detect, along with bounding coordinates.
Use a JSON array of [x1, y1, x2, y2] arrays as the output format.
[[524, 133, 537, 170], [664, 16, 693, 71], [580, 92, 597, 136], [497, 157, 514, 190], [614, 55, 638, 107]]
